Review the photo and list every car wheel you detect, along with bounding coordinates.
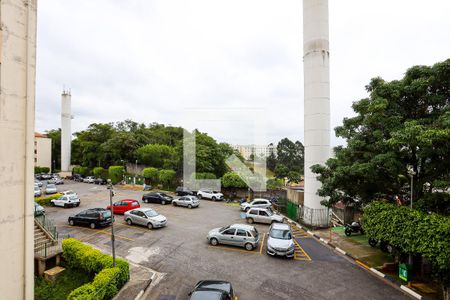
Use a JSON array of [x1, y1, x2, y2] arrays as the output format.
[[69, 220, 74, 226], [147, 222, 153, 230], [64, 204, 67, 208], [76, 203, 80, 207], [51, 202, 56, 207], [197, 194, 202, 199], [245, 243, 254, 251], [210, 238, 218, 246], [188, 204, 192, 209], [90, 223, 96, 229], [161, 200, 166, 205], [126, 219, 132, 225], [247, 218, 254, 224], [173, 202, 177, 206], [212, 196, 216, 201]]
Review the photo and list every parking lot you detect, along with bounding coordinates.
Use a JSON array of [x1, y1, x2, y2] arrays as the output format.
[[45, 181, 409, 300]]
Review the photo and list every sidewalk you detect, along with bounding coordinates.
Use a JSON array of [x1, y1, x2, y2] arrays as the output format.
[[113, 262, 154, 300]]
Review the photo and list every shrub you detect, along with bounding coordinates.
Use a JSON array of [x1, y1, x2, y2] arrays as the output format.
[[73, 166, 90, 176], [158, 169, 176, 188], [143, 167, 159, 184], [221, 172, 247, 188], [108, 166, 124, 184], [192, 172, 216, 180], [35, 193, 63, 206], [41, 167, 50, 173], [266, 178, 283, 190], [63, 239, 129, 299], [93, 167, 105, 178]]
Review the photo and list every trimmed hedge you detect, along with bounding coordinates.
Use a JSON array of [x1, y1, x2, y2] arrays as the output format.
[[108, 166, 124, 184], [363, 202, 450, 271], [35, 193, 63, 206], [62, 238, 129, 299], [35, 166, 50, 174], [143, 168, 159, 184]]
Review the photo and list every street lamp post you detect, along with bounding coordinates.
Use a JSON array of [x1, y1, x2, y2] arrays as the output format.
[[107, 179, 116, 267], [408, 168, 416, 209]]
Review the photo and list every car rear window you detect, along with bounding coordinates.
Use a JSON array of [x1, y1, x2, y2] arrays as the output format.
[[132, 202, 139, 206], [102, 211, 112, 218]]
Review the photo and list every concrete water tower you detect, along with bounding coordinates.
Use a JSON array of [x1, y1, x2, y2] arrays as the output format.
[[303, 0, 331, 226], [61, 90, 73, 173]]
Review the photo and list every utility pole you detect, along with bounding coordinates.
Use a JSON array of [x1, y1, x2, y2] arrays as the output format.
[[108, 179, 116, 267]]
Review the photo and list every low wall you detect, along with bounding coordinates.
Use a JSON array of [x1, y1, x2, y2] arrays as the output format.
[[287, 188, 304, 205]]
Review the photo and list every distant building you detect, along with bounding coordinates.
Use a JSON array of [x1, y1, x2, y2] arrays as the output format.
[[233, 144, 276, 160], [34, 132, 52, 170]]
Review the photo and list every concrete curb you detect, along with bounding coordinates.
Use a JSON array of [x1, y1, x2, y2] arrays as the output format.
[[134, 273, 157, 300], [281, 215, 426, 300]]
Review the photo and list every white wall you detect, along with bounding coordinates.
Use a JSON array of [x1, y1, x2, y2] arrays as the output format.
[[0, 0, 37, 298], [35, 137, 52, 170]]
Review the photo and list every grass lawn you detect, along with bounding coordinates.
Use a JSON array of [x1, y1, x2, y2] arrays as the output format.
[[35, 267, 93, 300]]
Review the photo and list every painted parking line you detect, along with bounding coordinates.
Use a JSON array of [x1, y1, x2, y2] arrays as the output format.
[[208, 245, 260, 255], [114, 222, 152, 232], [60, 225, 135, 241], [293, 239, 312, 261], [259, 233, 266, 255]]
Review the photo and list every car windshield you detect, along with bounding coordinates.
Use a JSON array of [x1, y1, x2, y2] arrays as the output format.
[[65, 191, 75, 195], [34, 186, 39, 190], [69, 195, 78, 200], [47, 184, 56, 188], [219, 225, 230, 232], [270, 229, 292, 240], [102, 211, 112, 218], [145, 210, 159, 217]]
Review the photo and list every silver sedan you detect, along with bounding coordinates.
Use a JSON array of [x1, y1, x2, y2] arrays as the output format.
[[172, 196, 200, 208], [124, 208, 167, 229]]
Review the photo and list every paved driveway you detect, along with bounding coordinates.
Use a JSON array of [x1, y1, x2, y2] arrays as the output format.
[[46, 182, 409, 300]]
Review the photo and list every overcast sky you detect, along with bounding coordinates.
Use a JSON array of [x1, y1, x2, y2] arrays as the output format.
[[35, 0, 450, 146]]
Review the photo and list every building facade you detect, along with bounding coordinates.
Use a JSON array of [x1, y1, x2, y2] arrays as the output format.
[[0, 0, 37, 298], [233, 144, 276, 160], [35, 133, 52, 170]]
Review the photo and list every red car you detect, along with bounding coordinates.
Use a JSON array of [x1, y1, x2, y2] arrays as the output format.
[[107, 199, 140, 214]]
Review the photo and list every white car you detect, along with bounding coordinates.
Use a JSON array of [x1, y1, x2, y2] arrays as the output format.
[[172, 196, 200, 208], [197, 189, 224, 201], [45, 184, 58, 194], [83, 176, 96, 183], [266, 223, 295, 258], [62, 190, 78, 197], [240, 198, 272, 212], [246, 207, 283, 224], [34, 185, 42, 197], [51, 194, 80, 208]]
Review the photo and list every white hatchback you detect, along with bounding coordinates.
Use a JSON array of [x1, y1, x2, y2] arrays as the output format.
[[51, 194, 80, 208], [172, 196, 200, 208], [240, 198, 272, 212]]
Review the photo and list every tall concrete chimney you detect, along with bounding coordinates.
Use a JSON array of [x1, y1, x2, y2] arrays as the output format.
[[61, 90, 72, 172], [303, 0, 330, 226]]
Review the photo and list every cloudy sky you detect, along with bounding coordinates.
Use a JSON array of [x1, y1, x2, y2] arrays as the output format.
[[35, 0, 450, 146]]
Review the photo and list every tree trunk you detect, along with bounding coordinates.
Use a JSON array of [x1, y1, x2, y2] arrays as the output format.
[[443, 284, 449, 300]]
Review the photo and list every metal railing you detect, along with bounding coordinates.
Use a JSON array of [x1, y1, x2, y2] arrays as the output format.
[[35, 214, 59, 240]]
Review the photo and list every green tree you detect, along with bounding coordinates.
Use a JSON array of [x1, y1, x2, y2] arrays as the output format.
[[277, 138, 304, 173], [221, 172, 247, 188], [287, 171, 301, 184], [266, 151, 277, 171], [266, 178, 283, 190], [312, 59, 450, 211], [274, 164, 289, 179], [136, 144, 176, 169], [143, 167, 159, 184], [108, 166, 124, 184], [45, 128, 61, 172], [93, 167, 105, 178], [158, 169, 176, 188]]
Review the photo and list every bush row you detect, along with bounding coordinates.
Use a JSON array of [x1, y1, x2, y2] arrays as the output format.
[[363, 202, 450, 271], [35, 193, 63, 206], [62, 238, 129, 299], [142, 167, 176, 188], [35, 166, 50, 174]]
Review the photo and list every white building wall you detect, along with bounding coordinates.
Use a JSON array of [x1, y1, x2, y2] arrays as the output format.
[[303, 0, 331, 218], [35, 136, 52, 170], [0, 0, 37, 298]]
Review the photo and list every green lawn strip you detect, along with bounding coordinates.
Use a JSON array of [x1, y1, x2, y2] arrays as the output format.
[[35, 267, 93, 300]]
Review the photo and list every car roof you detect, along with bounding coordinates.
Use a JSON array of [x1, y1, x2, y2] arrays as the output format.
[[248, 207, 270, 211], [195, 280, 231, 293], [230, 224, 255, 231], [130, 207, 155, 213], [252, 198, 269, 202], [271, 223, 290, 230], [120, 199, 138, 203]]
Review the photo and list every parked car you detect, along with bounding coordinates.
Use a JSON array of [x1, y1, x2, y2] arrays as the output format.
[[197, 189, 224, 201], [48, 177, 64, 185], [45, 184, 57, 194], [142, 192, 173, 205], [188, 280, 236, 300], [51, 194, 80, 208], [94, 178, 107, 185], [207, 224, 260, 251], [124, 208, 167, 229], [175, 186, 193, 196], [240, 198, 272, 212], [107, 199, 140, 214], [34, 185, 42, 197], [35, 180, 43, 187], [61, 190, 78, 197], [68, 208, 113, 229], [40, 173, 52, 180], [83, 176, 96, 183], [245, 207, 283, 224], [266, 223, 295, 258], [172, 196, 200, 208], [34, 202, 45, 216], [73, 174, 84, 182]]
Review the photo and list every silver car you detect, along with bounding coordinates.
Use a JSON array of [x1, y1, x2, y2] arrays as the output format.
[[124, 208, 167, 229], [266, 223, 295, 258], [246, 208, 283, 225], [45, 183, 57, 194], [240, 198, 272, 212], [207, 224, 260, 251], [34, 185, 41, 197], [172, 196, 200, 208]]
